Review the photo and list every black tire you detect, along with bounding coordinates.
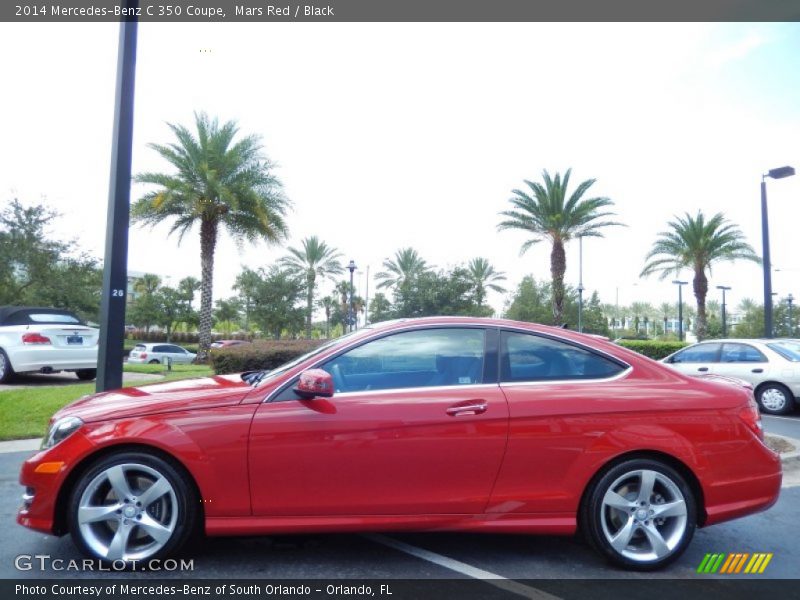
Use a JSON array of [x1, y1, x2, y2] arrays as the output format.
[[0, 349, 15, 383], [756, 383, 794, 415], [148, 359, 160, 365], [75, 369, 97, 381], [68, 451, 198, 565], [581, 458, 696, 571]]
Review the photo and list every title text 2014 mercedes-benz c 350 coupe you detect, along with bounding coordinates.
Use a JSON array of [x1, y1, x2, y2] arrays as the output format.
[[18, 317, 781, 570]]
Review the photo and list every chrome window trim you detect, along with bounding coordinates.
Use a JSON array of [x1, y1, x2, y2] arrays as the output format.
[[330, 383, 501, 399], [499, 365, 633, 387]]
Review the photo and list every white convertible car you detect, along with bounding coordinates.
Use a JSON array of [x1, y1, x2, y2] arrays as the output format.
[[0, 306, 98, 383]]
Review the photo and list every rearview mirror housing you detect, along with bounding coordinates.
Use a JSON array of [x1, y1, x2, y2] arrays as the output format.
[[294, 369, 334, 399]]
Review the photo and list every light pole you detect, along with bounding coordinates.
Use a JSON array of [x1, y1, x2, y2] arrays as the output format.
[[364, 265, 370, 327], [717, 285, 731, 337], [347, 260, 356, 332], [673, 280, 688, 341], [788, 293, 795, 336], [577, 235, 584, 333], [762, 165, 795, 338]]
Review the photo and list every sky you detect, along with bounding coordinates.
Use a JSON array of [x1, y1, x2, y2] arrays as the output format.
[[2, 22, 800, 321]]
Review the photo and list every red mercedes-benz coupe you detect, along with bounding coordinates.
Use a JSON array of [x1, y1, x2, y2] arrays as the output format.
[[18, 317, 781, 570]]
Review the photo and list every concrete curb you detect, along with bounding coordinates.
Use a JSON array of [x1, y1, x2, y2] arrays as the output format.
[[0, 438, 41, 454]]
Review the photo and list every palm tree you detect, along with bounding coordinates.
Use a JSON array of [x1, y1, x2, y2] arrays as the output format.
[[466, 258, 507, 307], [280, 236, 343, 338], [319, 295, 336, 338], [640, 211, 759, 340], [497, 169, 622, 325], [132, 112, 289, 360], [375, 248, 430, 291], [659, 301, 672, 336]]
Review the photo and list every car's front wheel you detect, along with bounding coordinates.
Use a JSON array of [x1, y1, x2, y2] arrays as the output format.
[[68, 452, 198, 564], [756, 383, 793, 415], [75, 369, 97, 381], [582, 459, 696, 570], [0, 349, 15, 383]]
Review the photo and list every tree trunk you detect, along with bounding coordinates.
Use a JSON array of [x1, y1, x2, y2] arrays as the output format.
[[550, 239, 566, 325], [305, 271, 315, 339], [197, 218, 218, 362], [693, 266, 708, 341]]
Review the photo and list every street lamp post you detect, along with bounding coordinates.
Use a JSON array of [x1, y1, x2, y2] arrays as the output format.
[[788, 293, 795, 336], [716, 285, 731, 337], [762, 165, 795, 338], [673, 280, 688, 341], [577, 235, 584, 333], [347, 260, 356, 332]]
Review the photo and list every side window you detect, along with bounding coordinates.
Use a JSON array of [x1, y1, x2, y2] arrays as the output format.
[[721, 343, 766, 363], [153, 345, 168, 353], [501, 331, 625, 382], [321, 328, 486, 393], [671, 343, 721, 363]]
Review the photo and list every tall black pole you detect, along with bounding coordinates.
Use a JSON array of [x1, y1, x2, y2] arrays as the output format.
[[721, 288, 727, 337], [762, 178, 773, 338], [97, 9, 138, 392], [677, 285, 684, 342], [348, 260, 356, 333]]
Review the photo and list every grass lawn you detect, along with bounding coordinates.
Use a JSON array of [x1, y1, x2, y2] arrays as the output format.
[[0, 364, 213, 442]]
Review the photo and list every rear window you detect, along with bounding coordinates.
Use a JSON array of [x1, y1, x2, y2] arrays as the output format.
[[767, 341, 800, 362], [134, 345, 147, 351]]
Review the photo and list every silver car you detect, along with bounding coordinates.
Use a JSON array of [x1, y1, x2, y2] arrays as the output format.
[[662, 338, 800, 414], [128, 343, 197, 365]]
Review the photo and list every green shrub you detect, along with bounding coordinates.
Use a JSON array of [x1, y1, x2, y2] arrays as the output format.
[[616, 339, 688, 360], [210, 339, 325, 375]]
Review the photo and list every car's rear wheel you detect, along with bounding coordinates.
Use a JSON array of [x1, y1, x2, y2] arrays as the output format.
[[582, 459, 696, 570], [68, 452, 198, 564], [148, 359, 160, 365], [0, 349, 15, 383], [76, 369, 97, 381], [756, 383, 793, 415]]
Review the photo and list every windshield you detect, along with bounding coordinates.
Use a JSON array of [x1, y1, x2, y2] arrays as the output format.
[[250, 329, 367, 387], [767, 341, 800, 362]]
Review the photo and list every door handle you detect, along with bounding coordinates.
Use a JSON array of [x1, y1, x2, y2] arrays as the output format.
[[697, 367, 709, 372], [752, 368, 764, 373], [446, 403, 487, 416]]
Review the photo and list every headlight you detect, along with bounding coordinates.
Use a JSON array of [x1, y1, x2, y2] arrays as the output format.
[[42, 417, 83, 449]]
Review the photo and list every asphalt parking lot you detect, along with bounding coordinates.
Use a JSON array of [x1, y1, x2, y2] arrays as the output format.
[[1, 422, 798, 583]]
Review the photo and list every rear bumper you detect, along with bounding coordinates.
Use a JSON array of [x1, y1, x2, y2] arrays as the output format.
[[702, 437, 782, 526], [10, 346, 97, 373]]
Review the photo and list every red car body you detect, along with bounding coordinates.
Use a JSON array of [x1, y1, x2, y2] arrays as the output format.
[[18, 317, 781, 568]]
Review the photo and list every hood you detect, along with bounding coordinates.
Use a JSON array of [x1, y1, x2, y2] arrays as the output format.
[[54, 374, 252, 423]]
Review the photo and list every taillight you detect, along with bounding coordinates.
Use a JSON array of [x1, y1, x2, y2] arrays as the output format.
[[140, 353, 147, 360], [22, 333, 51, 345], [739, 398, 764, 441]]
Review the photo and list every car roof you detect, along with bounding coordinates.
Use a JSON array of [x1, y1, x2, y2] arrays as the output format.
[[0, 306, 83, 326]]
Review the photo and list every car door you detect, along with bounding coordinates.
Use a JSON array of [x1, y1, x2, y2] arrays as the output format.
[[247, 327, 509, 516], [664, 343, 722, 376], [713, 342, 770, 386], [167, 345, 190, 364]]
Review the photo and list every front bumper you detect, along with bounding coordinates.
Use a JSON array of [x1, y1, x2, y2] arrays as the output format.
[[17, 431, 96, 535]]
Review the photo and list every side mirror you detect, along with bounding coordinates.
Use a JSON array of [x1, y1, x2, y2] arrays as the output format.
[[294, 369, 334, 399]]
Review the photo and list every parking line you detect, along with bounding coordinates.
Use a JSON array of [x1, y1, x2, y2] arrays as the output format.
[[362, 533, 562, 600]]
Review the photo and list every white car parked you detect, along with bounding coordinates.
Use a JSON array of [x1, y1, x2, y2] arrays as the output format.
[[128, 343, 196, 365], [662, 338, 800, 414], [0, 306, 98, 383]]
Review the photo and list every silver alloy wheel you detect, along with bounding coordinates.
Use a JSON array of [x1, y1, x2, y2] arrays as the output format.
[[77, 463, 178, 562], [600, 469, 688, 563], [760, 387, 788, 412]]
